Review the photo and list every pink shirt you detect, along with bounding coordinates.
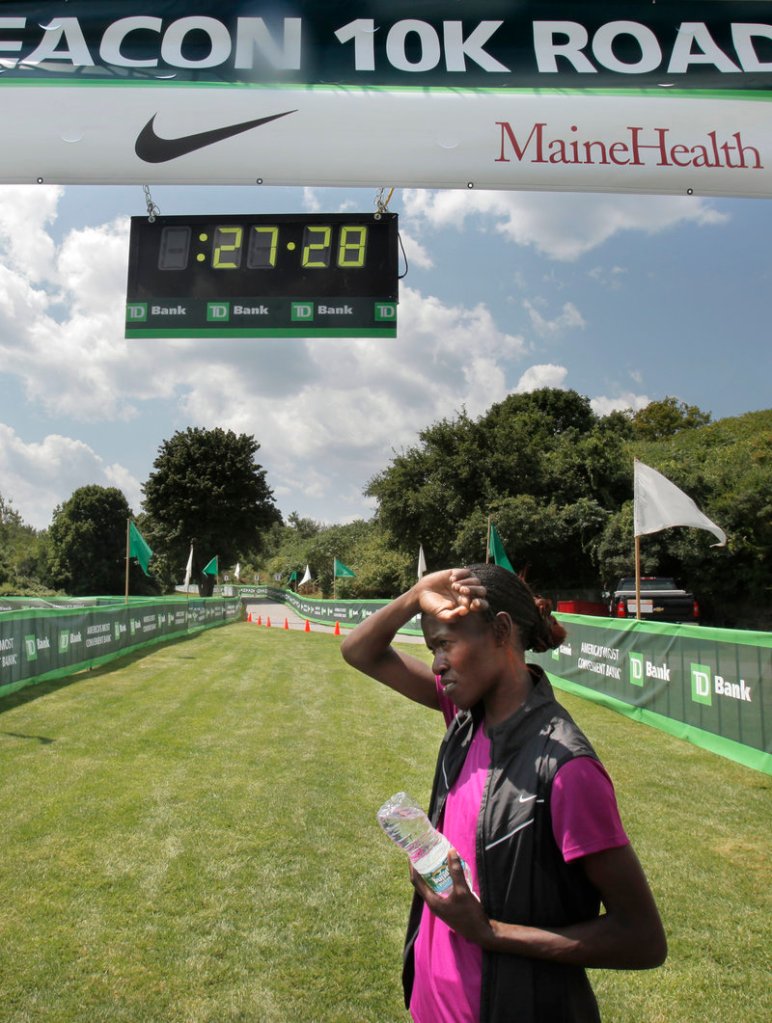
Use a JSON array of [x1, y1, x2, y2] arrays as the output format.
[[409, 682, 629, 1023]]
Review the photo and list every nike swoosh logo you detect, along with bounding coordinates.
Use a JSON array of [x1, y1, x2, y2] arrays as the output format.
[[518, 794, 538, 803], [135, 109, 297, 163]]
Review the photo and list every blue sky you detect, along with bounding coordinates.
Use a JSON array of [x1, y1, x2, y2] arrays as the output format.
[[0, 182, 770, 531]]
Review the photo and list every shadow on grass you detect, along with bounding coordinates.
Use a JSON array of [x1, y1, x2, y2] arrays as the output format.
[[0, 730, 56, 744], [0, 633, 197, 717]]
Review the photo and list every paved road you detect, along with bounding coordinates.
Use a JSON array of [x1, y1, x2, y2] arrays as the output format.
[[243, 601, 327, 631], [242, 601, 424, 643]]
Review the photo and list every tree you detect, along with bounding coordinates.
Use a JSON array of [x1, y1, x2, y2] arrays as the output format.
[[142, 427, 282, 595], [0, 494, 52, 595], [48, 485, 136, 595], [632, 397, 711, 440], [595, 409, 771, 628], [367, 389, 632, 591]]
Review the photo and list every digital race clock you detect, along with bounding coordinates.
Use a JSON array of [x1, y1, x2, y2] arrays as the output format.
[[125, 212, 399, 339]]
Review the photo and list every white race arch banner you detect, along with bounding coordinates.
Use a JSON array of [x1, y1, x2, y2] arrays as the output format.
[[0, 1, 770, 197]]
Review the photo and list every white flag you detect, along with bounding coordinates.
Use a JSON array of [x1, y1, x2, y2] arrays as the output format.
[[234, 562, 241, 581], [634, 460, 726, 546], [417, 544, 427, 579], [300, 564, 312, 586], [184, 544, 194, 587]]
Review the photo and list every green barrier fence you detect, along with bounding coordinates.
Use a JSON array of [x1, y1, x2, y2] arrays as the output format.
[[530, 613, 770, 775], [227, 584, 417, 632], [234, 586, 770, 775], [0, 596, 242, 699]]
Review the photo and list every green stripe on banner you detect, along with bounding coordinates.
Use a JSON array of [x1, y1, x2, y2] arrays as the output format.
[[552, 611, 772, 649], [126, 328, 396, 339]]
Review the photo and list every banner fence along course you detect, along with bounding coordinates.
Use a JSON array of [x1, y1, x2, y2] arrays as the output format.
[[0, 596, 242, 699]]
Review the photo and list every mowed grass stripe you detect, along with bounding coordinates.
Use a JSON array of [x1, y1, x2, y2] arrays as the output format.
[[0, 622, 769, 1023]]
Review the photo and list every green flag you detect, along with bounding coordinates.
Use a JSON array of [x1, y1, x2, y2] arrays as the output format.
[[288, 569, 298, 584], [489, 523, 515, 574], [128, 521, 153, 576], [334, 558, 355, 578], [202, 555, 219, 576]]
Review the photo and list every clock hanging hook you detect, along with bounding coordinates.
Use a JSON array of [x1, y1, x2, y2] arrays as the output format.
[[374, 186, 394, 220], [142, 184, 160, 223]]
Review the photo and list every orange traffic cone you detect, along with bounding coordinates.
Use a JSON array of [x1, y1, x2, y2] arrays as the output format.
[[266, 616, 272, 628], [248, 612, 252, 622], [257, 614, 262, 626], [334, 621, 341, 636], [304, 619, 311, 633], [283, 618, 289, 630]]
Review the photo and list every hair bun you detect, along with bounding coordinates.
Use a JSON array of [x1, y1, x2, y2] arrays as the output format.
[[532, 596, 567, 652]]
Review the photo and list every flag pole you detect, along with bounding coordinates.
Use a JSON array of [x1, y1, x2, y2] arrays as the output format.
[[486, 515, 491, 563], [125, 518, 131, 603], [333, 557, 336, 600], [633, 459, 640, 620]]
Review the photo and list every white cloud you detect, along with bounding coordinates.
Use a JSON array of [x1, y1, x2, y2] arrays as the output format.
[[588, 264, 627, 289], [515, 364, 568, 392], [174, 285, 524, 508], [523, 298, 586, 337], [590, 392, 651, 416], [302, 187, 321, 212], [0, 185, 62, 282], [402, 189, 727, 261], [0, 424, 141, 529], [400, 229, 434, 269]]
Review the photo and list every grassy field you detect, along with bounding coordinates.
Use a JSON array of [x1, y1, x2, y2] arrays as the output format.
[[0, 622, 769, 1023]]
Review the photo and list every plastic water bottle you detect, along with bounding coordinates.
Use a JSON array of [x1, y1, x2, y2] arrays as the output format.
[[376, 791, 470, 897]]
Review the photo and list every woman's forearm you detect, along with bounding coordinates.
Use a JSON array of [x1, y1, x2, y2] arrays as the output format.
[[482, 911, 667, 970]]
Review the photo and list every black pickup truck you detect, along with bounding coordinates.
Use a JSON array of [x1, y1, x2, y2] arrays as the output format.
[[609, 577, 700, 623]]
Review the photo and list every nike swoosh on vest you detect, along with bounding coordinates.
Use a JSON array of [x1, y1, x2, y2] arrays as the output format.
[[135, 110, 297, 163]]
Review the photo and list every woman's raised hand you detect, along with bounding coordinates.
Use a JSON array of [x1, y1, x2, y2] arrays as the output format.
[[416, 568, 488, 620]]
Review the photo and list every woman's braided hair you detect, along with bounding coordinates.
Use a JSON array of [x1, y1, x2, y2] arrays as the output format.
[[465, 563, 567, 653]]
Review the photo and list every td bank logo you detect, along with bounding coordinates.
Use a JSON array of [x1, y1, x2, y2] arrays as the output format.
[[24, 635, 37, 661], [629, 652, 644, 687], [629, 651, 670, 686], [691, 663, 713, 706], [690, 662, 752, 705]]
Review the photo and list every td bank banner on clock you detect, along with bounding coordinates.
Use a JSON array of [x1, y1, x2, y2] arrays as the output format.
[[530, 616, 771, 773]]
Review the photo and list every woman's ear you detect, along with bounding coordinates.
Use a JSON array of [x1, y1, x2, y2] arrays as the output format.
[[492, 611, 515, 646]]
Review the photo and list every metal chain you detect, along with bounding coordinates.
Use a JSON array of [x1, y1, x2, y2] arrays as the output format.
[[143, 184, 160, 222], [374, 186, 394, 219]]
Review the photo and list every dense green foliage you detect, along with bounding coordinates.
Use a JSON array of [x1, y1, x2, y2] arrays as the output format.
[[360, 394, 769, 627], [365, 389, 631, 591], [0, 495, 51, 596], [614, 410, 771, 628], [47, 485, 144, 596], [631, 396, 712, 440], [141, 427, 281, 594], [260, 516, 413, 599]]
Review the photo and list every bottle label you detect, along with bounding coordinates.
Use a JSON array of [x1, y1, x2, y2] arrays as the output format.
[[421, 858, 454, 895]]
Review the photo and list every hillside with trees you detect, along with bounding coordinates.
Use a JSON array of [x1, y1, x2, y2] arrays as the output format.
[[255, 394, 768, 628], [0, 396, 769, 627]]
